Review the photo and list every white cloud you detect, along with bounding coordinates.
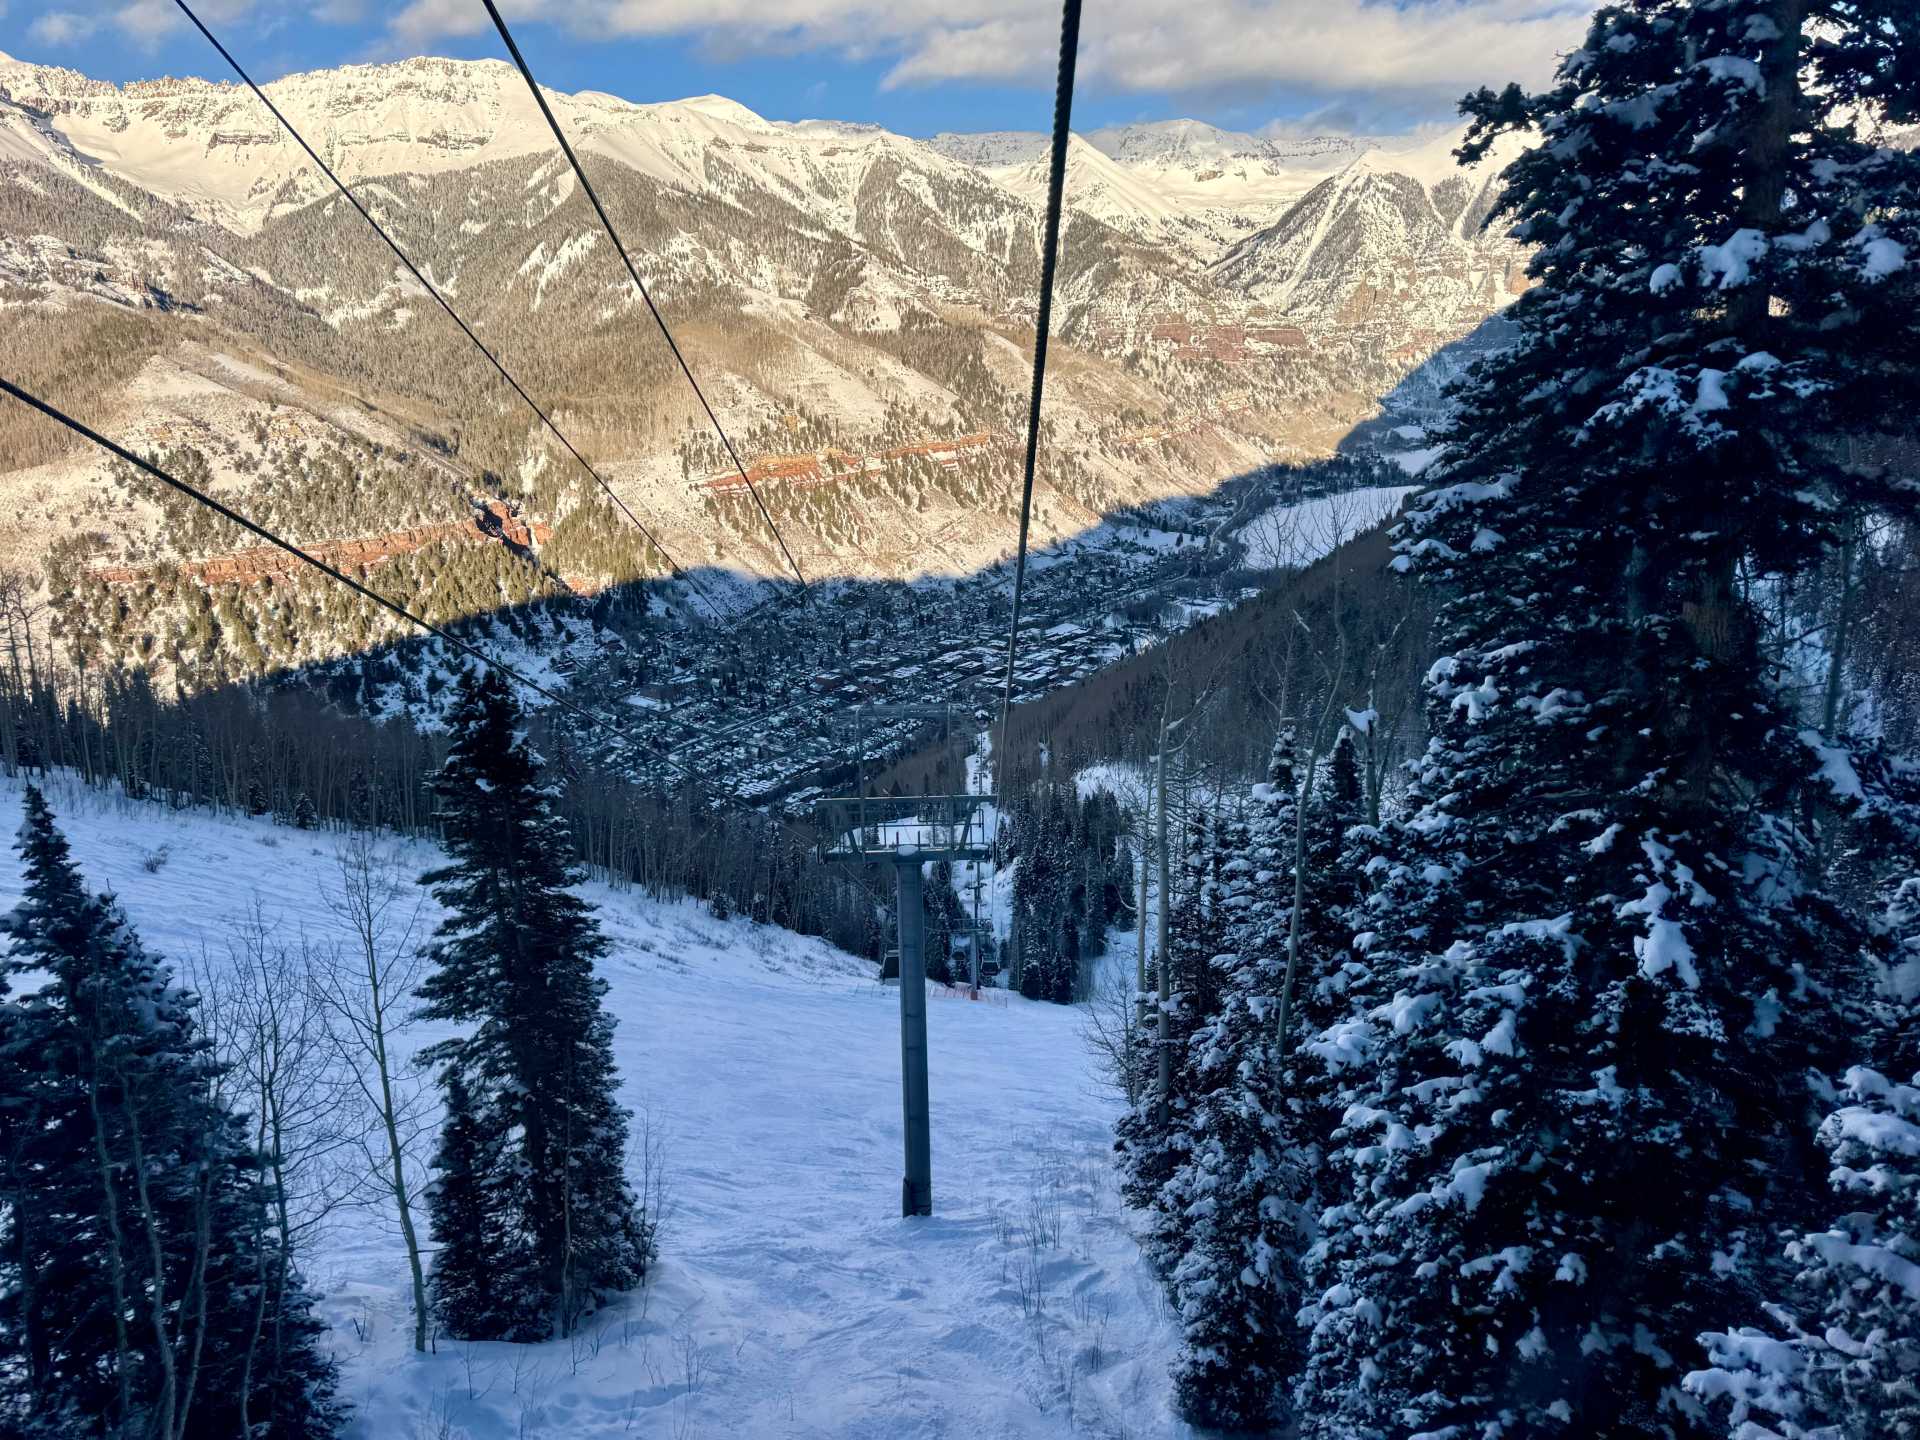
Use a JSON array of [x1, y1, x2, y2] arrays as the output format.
[[114, 0, 185, 47], [28, 11, 101, 46], [17, 0, 263, 53], [389, 0, 1592, 117]]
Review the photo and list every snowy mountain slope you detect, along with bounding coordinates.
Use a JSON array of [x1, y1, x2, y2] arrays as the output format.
[[0, 776, 1187, 1439], [924, 129, 1054, 169], [1085, 119, 1282, 169], [0, 48, 1529, 609], [938, 128, 1320, 263], [931, 118, 1385, 261], [1212, 131, 1528, 313], [0, 51, 1028, 246], [1207, 134, 1530, 394]]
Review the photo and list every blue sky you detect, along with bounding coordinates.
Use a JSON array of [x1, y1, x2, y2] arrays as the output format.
[[2, 1, 1594, 139]]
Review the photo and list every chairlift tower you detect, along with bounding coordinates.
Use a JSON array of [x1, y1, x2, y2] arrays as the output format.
[[817, 704, 992, 1217]]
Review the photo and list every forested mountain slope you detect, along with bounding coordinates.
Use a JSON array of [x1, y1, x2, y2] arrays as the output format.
[[0, 50, 1523, 659]]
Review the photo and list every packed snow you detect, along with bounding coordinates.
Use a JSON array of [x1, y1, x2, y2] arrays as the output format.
[[0, 776, 1186, 1439]]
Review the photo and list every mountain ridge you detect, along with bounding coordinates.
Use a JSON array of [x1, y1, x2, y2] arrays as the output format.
[[0, 46, 1526, 669]]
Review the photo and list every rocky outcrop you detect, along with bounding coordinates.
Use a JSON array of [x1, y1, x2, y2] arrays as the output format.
[[89, 499, 550, 588]]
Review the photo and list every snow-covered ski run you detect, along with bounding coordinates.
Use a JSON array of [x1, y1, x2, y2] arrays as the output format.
[[0, 776, 1186, 1440]]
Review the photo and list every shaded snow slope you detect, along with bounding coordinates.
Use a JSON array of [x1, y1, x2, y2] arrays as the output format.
[[0, 778, 1183, 1440]]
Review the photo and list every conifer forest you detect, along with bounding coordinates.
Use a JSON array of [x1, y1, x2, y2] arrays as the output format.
[[0, 0, 1915, 1436]]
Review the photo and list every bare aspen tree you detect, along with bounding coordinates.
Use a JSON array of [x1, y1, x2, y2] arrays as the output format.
[[202, 904, 349, 1436], [1080, 967, 1146, 1105], [1267, 493, 1358, 1106], [311, 832, 434, 1353], [83, 1025, 137, 1430], [1151, 651, 1220, 1124]]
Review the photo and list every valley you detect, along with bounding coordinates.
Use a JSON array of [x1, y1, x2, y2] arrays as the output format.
[[0, 46, 1518, 704], [531, 480, 1418, 804]]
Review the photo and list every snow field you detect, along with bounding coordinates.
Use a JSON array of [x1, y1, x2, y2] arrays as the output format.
[[1235, 484, 1419, 571], [0, 776, 1185, 1439]]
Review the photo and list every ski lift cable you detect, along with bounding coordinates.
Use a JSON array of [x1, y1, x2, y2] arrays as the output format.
[[157, 5, 794, 802], [9, 378, 878, 881], [481, 0, 813, 606], [3, 377, 800, 808], [170, 0, 730, 625], [990, 0, 1083, 855], [0, 376, 650, 737]]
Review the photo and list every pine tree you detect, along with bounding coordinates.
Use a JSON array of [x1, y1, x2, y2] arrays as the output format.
[[291, 793, 317, 831], [0, 788, 340, 1438], [1117, 807, 1238, 1278], [1161, 741, 1302, 1431], [1689, 866, 1920, 1439], [1688, 1063, 1920, 1440], [1292, 4, 1919, 1436], [423, 1066, 521, 1340], [1011, 787, 1076, 1002], [417, 668, 651, 1340], [1150, 728, 1374, 1431], [925, 861, 959, 987], [1301, 729, 1364, 967]]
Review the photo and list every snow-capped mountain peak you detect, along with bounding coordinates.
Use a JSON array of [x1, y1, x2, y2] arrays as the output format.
[[670, 93, 773, 128], [1084, 118, 1270, 168], [924, 129, 1051, 169], [0, 46, 1532, 599]]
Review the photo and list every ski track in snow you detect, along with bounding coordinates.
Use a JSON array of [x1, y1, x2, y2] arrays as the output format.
[[0, 776, 1185, 1440]]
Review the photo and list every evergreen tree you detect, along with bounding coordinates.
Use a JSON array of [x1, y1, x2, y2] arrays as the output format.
[[423, 1066, 519, 1340], [925, 861, 960, 987], [1293, 4, 1919, 1436], [1117, 807, 1237, 1278], [1150, 728, 1373, 1431], [291, 793, 318, 831], [417, 668, 652, 1340], [1011, 787, 1072, 1001], [1689, 868, 1920, 1438], [1689, 1062, 1920, 1440], [1162, 741, 1303, 1431], [0, 788, 340, 1438], [1301, 729, 1364, 967]]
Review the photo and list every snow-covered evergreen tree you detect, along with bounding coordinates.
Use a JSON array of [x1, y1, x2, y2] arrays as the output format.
[[1688, 866, 1920, 1439], [424, 1066, 519, 1340], [1689, 1060, 1920, 1440], [1153, 727, 1374, 1430], [1291, 1, 1919, 1435], [1012, 786, 1077, 1002], [417, 668, 652, 1340], [925, 860, 968, 986], [1161, 738, 1301, 1430], [1117, 807, 1237, 1278], [0, 787, 340, 1438]]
